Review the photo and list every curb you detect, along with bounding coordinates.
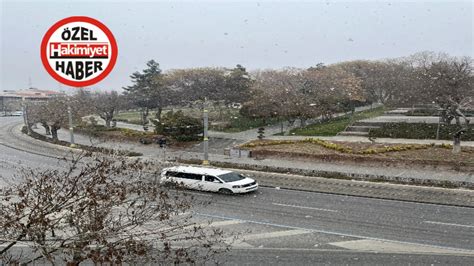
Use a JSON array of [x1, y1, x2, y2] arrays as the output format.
[[177, 158, 473, 189], [178, 159, 474, 208]]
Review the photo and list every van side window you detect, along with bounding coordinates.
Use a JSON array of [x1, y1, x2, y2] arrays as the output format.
[[204, 175, 215, 182], [187, 173, 202, 180], [175, 172, 201, 180], [205, 175, 222, 183], [175, 172, 187, 178], [166, 171, 178, 177]]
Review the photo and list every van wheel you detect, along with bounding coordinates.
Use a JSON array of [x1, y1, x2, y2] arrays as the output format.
[[219, 188, 233, 195]]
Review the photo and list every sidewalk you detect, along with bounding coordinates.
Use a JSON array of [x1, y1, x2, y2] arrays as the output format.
[[34, 126, 473, 188]]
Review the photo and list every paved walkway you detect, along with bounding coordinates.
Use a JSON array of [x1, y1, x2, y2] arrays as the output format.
[[361, 115, 469, 124]]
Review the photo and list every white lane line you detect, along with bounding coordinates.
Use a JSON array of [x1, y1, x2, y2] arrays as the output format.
[[196, 219, 244, 228], [242, 229, 311, 241], [272, 202, 338, 213], [228, 229, 311, 248], [0, 158, 23, 166], [329, 239, 474, 255], [196, 212, 474, 253], [155, 219, 244, 233], [424, 221, 474, 229]]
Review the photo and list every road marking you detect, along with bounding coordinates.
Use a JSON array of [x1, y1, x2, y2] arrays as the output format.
[[272, 202, 338, 212], [329, 239, 474, 255], [424, 221, 474, 229], [227, 229, 311, 248], [196, 219, 244, 228], [196, 212, 474, 254], [242, 229, 311, 241], [0, 158, 23, 166], [153, 219, 243, 233], [210, 220, 244, 226]]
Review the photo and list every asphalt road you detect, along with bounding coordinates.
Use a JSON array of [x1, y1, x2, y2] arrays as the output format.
[[1, 116, 473, 265]]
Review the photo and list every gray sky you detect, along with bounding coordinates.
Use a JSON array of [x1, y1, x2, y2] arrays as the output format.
[[1, 0, 472, 91]]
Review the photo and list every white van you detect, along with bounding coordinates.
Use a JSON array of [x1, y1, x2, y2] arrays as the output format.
[[160, 166, 258, 194]]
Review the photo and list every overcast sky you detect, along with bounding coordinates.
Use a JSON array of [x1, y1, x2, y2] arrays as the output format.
[[1, 0, 472, 92]]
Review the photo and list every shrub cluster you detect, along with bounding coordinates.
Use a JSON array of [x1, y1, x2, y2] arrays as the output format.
[[368, 123, 474, 141], [120, 128, 155, 138], [152, 110, 202, 141]]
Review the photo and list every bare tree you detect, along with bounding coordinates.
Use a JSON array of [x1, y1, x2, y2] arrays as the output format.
[[27, 96, 90, 141], [415, 55, 473, 152], [92, 91, 124, 127], [241, 67, 364, 131], [0, 153, 229, 264]]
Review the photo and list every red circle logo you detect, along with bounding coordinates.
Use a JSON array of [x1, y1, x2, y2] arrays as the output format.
[[40, 16, 118, 87]]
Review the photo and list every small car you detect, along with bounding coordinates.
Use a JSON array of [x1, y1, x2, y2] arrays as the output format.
[[11, 111, 23, 116], [160, 166, 258, 194]]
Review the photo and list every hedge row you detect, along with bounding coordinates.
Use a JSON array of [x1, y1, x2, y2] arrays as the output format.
[[368, 123, 474, 141]]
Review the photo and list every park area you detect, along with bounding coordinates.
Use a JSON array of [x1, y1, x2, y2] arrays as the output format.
[[241, 138, 474, 172]]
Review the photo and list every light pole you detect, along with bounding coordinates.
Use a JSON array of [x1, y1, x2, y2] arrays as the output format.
[[67, 101, 76, 147], [203, 108, 209, 165], [1, 95, 5, 116], [22, 98, 31, 135]]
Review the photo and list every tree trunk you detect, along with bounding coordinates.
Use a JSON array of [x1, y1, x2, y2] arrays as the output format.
[[155, 107, 162, 120], [455, 116, 460, 126], [452, 129, 464, 154], [453, 135, 461, 154], [102, 112, 114, 128], [142, 108, 149, 130], [41, 122, 51, 135], [300, 118, 306, 128], [51, 126, 59, 141]]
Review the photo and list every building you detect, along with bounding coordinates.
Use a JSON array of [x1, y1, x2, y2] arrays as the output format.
[[0, 88, 64, 114]]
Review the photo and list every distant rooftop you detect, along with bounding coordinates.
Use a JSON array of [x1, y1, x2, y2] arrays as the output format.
[[0, 88, 64, 98]]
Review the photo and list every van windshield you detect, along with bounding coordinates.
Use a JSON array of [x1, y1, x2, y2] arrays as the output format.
[[218, 172, 246, 183]]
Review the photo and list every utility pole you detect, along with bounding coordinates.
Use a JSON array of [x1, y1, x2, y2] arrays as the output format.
[[22, 98, 31, 135], [203, 100, 209, 165], [1, 94, 5, 116], [67, 101, 75, 147], [203, 109, 209, 165], [436, 116, 441, 140]]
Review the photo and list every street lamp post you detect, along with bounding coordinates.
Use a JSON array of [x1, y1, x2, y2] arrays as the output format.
[[22, 99, 31, 135], [203, 108, 209, 165], [67, 102, 75, 147]]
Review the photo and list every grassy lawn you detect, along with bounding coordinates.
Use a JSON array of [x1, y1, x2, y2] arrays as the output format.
[[289, 107, 386, 136], [114, 111, 157, 125], [212, 115, 281, 133]]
